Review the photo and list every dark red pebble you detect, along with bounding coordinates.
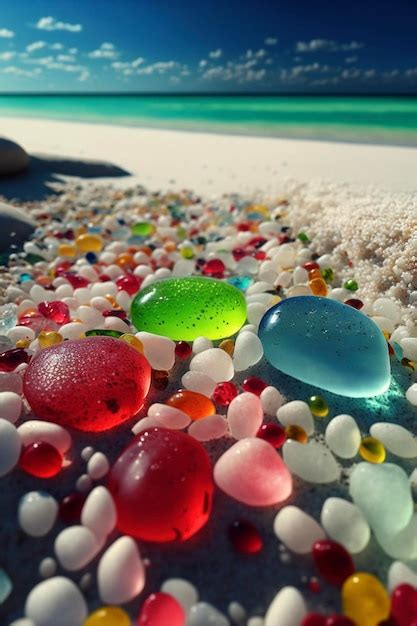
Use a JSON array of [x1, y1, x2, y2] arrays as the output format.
[[345, 298, 364, 310], [0, 348, 30, 372], [326, 617, 356, 626], [20, 441, 63, 478], [212, 381, 238, 406], [312, 539, 355, 587], [228, 520, 263, 554], [256, 423, 286, 448], [391, 584, 417, 626], [38, 300, 70, 325], [116, 274, 142, 296], [202, 259, 226, 278], [301, 614, 326, 626], [303, 262, 320, 271], [242, 376, 268, 396], [59, 492, 86, 523], [175, 341, 192, 360]]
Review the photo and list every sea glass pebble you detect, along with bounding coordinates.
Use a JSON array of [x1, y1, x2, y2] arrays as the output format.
[[84, 606, 130, 626], [81, 486, 117, 541], [166, 390, 215, 421], [160, 578, 199, 613], [369, 422, 417, 458], [0, 391, 22, 423], [108, 428, 214, 542], [188, 414, 228, 441], [227, 392, 263, 439], [264, 587, 307, 626], [136, 592, 186, 626], [388, 561, 417, 592], [0, 567, 12, 604], [341, 573, 390, 626], [25, 576, 87, 626], [259, 296, 390, 397], [55, 525, 102, 571], [273, 506, 325, 554], [283, 440, 340, 484], [312, 540, 355, 587], [321, 498, 370, 554], [276, 401, 314, 436], [97, 536, 146, 604], [130, 277, 247, 340], [23, 337, 151, 432], [391, 584, 417, 626], [214, 438, 292, 506], [232, 331, 264, 371], [190, 348, 234, 382], [349, 462, 413, 535], [325, 415, 361, 459], [374, 513, 417, 560], [187, 603, 230, 626]]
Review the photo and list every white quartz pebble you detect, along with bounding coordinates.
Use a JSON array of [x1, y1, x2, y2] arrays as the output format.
[[75, 305, 103, 327], [18, 421, 72, 455], [401, 337, 417, 361], [161, 578, 199, 613], [233, 331, 264, 372], [0, 391, 22, 423], [264, 587, 307, 626], [321, 497, 370, 554], [274, 506, 325, 554], [0, 418, 21, 476], [192, 336, 213, 354], [131, 415, 160, 434], [148, 403, 191, 429], [39, 558, 57, 579], [190, 348, 234, 382], [227, 392, 263, 439], [406, 383, 417, 406], [283, 440, 340, 483], [260, 386, 284, 415], [136, 332, 176, 371], [55, 526, 102, 571], [372, 316, 395, 334], [286, 285, 311, 297], [370, 422, 417, 458], [276, 401, 314, 436], [81, 446, 94, 462], [87, 452, 110, 480], [372, 297, 401, 323], [187, 603, 230, 626], [98, 536, 146, 604], [293, 266, 308, 284], [7, 326, 35, 343], [59, 322, 89, 340], [81, 486, 116, 541], [25, 577, 87, 626], [181, 371, 216, 398], [76, 474, 93, 493], [246, 302, 267, 327], [188, 414, 228, 441], [325, 414, 361, 459], [272, 243, 296, 268], [18, 491, 58, 537], [388, 561, 417, 592], [9, 619, 35, 626], [104, 316, 131, 333]]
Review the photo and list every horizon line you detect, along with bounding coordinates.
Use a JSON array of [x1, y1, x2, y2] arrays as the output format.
[[0, 91, 417, 97]]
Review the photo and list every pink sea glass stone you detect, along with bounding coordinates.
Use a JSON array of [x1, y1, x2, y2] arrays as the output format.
[[136, 592, 186, 626], [108, 428, 214, 542], [23, 337, 151, 432], [214, 437, 292, 506]]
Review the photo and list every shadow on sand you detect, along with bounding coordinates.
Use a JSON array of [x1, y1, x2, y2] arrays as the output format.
[[0, 154, 131, 202]]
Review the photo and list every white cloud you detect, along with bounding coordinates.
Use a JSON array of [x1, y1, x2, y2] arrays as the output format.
[[209, 48, 222, 59], [50, 43, 64, 50], [345, 56, 358, 64], [199, 59, 207, 68], [0, 28, 14, 38], [35, 16, 82, 32], [1, 65, 41, 77], [57, 54, 76, 63], [265, 37, 277, 45], [79, 70, 90, 81], [131, 57, 144, 67], [68, 47, 78, 54], [111, 57, 144, 75], [25, 55, 55, 66], [137, 61, 178, 75], [0, 51, 16, 61], [89, 42, 118, 59], [296, 39, 363, 53], [26, 41, 46, 53], [202, 59, 266, 83]]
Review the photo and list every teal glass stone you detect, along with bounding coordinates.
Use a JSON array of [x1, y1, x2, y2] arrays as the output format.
[[227, 275, 253, 292], [258, 296, 390, 398], [0, 567, 12, 604]]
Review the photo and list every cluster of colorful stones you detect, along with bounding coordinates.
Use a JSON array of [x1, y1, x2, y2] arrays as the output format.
[[0, 182, 416, 626]]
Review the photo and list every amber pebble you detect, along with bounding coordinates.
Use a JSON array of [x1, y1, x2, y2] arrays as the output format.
[[359, 436, 386, 464], [167, 390, 215, 420], [285, 424, 308, 443], [219, 339, 235, 356], [309, 278, 328, 297]]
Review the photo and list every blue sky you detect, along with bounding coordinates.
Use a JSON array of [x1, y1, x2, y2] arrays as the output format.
[[0, 0, 416, 92]]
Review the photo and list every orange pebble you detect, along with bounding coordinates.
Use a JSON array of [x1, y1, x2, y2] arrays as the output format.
[[219, 339, 235, 356], [309, 277, 328, 297], [116, 253, 136, 269], [164, 241, 177, 253], [285, 424, 308, 443], [308, 268, 322, 281], [167, 390, 215, 421]]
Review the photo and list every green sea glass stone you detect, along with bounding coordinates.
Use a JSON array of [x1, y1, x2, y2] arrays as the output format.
[[130, 276, 247, 341]]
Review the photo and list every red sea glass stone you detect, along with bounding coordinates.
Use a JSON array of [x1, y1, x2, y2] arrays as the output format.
[[20, 441, 63, 478], [108, 428, 214, 542], [301, 614, 327, 626], [59, 492, 86, 523], [242, 376, 268, 396], [38, 301, 70, 325], [326, 617, 356, 626], [312, 540, 355, 587], [228, 520, 263, 554], [256, 423, 286, 448], [212, 382, 238, 406], [136, 592, 186, 626], [116, 274, 142, 296], [23, 336, 151, 432], [175, 341, 192, 360], [202, 259, 226, 278], [0, 348, 30, 372], [391, 584, 417, 626]]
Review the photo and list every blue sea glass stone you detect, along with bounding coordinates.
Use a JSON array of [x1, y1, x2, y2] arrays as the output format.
[[259, 296, 391, 397]]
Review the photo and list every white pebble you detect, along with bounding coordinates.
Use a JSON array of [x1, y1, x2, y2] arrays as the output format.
[[87, 452, 110, 480], [272, 243, 296, 268], [98, 536, 146, 604], [388, 561, 417, 592], [55, 525, 102, 571], [274, 506, 325, 554], [370, 422, 417, 458], [25, 577, 87, 626], [187, 603, 230, 626], [9, 620, 35, 626], [75, 305, 103, 327], [136, 332, 176, 370], [0, 418, 21, 477], [190, 348, 234, 382], [264, 587, 306, 626], [228, 602, 246, 623], [148, 403, 191, 429], [90, 296, 112, 312], [325, 414, 361, 459], [286, 285, 310, 297], [232, 331, 264, 372], [39, 558, 57, 579], [131, 415, 160, 434], [81, 446, 94, 462], [188, 414, 228, 441], [321, 497, 370, 554], [76, 474, 93, 493], [91, 281, 117, 297], [18, 421, 72, 455], [161, 578, 199, 613], [292, 266, 308, 284], [260, 386, 284, 415], [227, 392, 263, 439], [276, 401, 314, 436], [372, 315, 395, 334], [373, 297, 401, 323], [376, 513, 417, 560], [181, 371, 216, 398], [0, 391, 22, 423], [401, 337, 417, 361], [81, 486, 116, 541], [0, 371, 23, 394], [192, 336, 213, 354], [7, 326, 35, 343], [283, 440, 340, 483], [104, 316, 131, 333], [246, 302, 267, 327], [247, 619, 264, 626], [18, 491, 58, 537], [59, 322, 89, 341], [406, 383, 417, 406]]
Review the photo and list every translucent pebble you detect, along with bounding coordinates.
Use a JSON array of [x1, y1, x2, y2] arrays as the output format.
[[283, 440, 340, 483], [18, 491, 58, 537], [39, 558, 56, 579], [401, 337, 417, 361], [276, 401, 314, 436], [87, 452, 110, 479], [136, 332, 176, 371], [97, 536, 146, 604], [369, 422, 417, 458], [214, 438, 292, 506], [160, 578, 199, 613], [321, 497, 370, 554], [293, 266, 308, 284], [25, 577, 87, 626], [132, 416, 160, 434], [359, 436, 386, 464], [264, 587, 307, 626], [406, 383, 417, 406], [188, 414, 228, 441], [227, 392, 263, 439], [272, 243, 297, 268], [0, 391, 22, 423], [190, 348, 234, 382], [137, 592, 186, 626], [81, 486, 117, 541], [84, 606, 131, 626], [341, 573, 390, 626], [192, 337, 213, 354], [104, 316, 130, 333], [187, 602, 230, 626], [260, 386, 284, 415], [375, 512, 417, 560], [55, 526, 102, 571], [18, 421, 72, 454], [349, 463, 413, 535], [232, 331, 263, 372], [308, 395, 329, 418], [388, 561, 417, 592], [148, 403, 191, 429], [372, 297, 401, 323], [273, 506, 325, 554], [286, 285, 311, 297], [0, 567, 12, 604], [0, 418, 21, 476], [181, 371, 216, 398], [325, 415, 361, 459]]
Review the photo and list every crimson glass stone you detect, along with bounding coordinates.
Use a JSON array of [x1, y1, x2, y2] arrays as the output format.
[[136, 592, 186, 626], [20, 441, 63, 478], [0, 348, 30, 372], [212, 382, 238, 407], [256, 423, 286, 449], [242, 376, 268, 396], [312, 540, 355, 587], [38, 300, 71, 325], [228, 519, 263, 555]]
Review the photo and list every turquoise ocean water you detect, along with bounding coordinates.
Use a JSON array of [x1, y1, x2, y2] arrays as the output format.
[[1, 95, 417, 145]]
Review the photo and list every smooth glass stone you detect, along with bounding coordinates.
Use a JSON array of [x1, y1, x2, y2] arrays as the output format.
[[259, 296, 390, 398], [341, 573, 390, 626], [228, 519, 263, 554], [0, 303, 17, 335], [84, 606, 131, 626], [227, 275, 253, 292], [0, 567, 12, 604], [131, 277, 247, 341], [391, 584, 417, 626], [137, 592, 186, 626], [311, 540, 355, 587]]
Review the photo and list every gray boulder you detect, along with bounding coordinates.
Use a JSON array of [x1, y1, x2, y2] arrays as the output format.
[[0, 138, 30, 176], [0, 202, 35, 252]]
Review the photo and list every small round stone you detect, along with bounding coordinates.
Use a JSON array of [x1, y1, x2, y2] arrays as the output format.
[[256, 423, 286, 448], [274, 506, 325, 554], [84, 606, 131, 626], [260, 386, 284, 415], [160, 578, 199, 614], [212, 381, 238, 406], [188, 414, 228, 441], [227, 392, 263, 439], [341, 573, 390, 626], [283, 440, 340, 484], [0, 391, 22, 423], [182, 371, 217, 398], [325, 415, 361, 459], [166, 390, 215, 421], [190, 348, 234, 383], [148, 403, 191, 429], [308, 395, 329, 418], [59, 492, 85, 524], [39, 558, 57, 579], [228, 519, 263, 554], [81, 486, 117, 541], [97, 536, 146, 604], [264, 587, 307, 626], [233, 331, 263, 372], [20, 442, 63, 478], [285, 424, 308, 443], [18, 421, 72, 455], [25, 577, 87, 626], [369, 422, 417, 458], [18, 491, 58, 537], [87, 452, 110, 480], [54, 526, 101, 571], [320, 498, 370, 554], [312, 540, 355, 587]]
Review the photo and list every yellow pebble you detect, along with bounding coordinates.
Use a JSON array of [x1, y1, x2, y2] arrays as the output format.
[[359, 436, 386, 464], [285, 424, 308, 444], [58, 244, 77, 258], [308, 395, 329, 418], [219, 339, 235, 356], [83, 606, 130, 626], [342, 572, 390, 626], [76, 233, 104, 253], [119, 333, 144, 353], [16, 339, 31, 349], [181, 246, 194, 259], [309, 277, 328, 297], [38, 331, 64, 348]]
